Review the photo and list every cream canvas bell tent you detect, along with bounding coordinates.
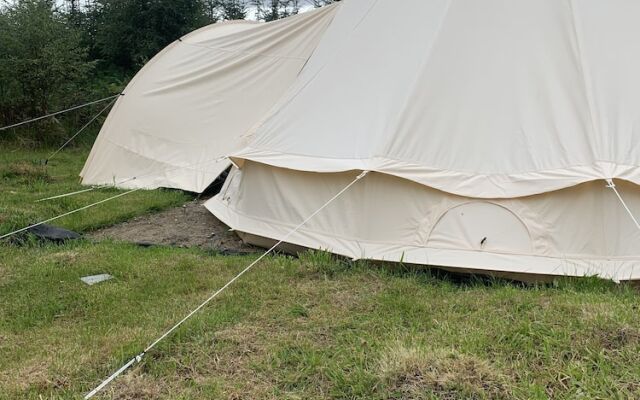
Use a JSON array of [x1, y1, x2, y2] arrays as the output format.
[[82, 0, 640, 282]]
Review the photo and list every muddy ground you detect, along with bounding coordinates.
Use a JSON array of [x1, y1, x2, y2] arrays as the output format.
[[89, 200, 256, 254]]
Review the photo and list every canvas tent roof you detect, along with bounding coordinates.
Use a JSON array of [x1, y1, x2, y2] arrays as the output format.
[[233, 0, 640, 198], [80, 5, 338, 192]]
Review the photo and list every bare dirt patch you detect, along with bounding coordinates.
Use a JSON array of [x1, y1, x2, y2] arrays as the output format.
[[45, 250, 80, 266], [596, 324, 640, 350], [88, 200, 255, 254], [378, 343, 511, 399], [106, 369, 168, 400]]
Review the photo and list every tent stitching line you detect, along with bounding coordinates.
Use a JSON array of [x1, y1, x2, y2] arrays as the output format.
[[123, 124, 229, 147], [567, 0, 601, 156], [239, 147, 638, 178], [423, 200, 534, 252], [101, 138, 228, 173], [180, 40, 308, 61], [385, 0, 453, 152], [353, 0, 381, 31], [237, 150, 640, 196], [241, 4, 367, 140], [295, 3, 342, 76], [83, 170, 369, 399]]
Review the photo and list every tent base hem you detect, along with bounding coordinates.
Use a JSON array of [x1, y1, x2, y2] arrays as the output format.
[[206, 194, 640, 283]]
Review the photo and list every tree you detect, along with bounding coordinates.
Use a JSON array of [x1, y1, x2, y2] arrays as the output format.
[[201, 0, 222, 22], [0, 0, 94, 138], [253, 0, 299, 22], [220, 0, 247, 20], [202, 0, 247, 22], [89, 0, 208, 71], [311, 0, 339, 7]]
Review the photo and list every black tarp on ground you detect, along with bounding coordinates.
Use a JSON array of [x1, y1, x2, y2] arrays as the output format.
[[27, 224, 80, 242]]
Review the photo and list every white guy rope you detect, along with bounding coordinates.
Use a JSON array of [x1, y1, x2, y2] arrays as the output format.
[[606, 179, 640, 230], [34, 177, 140, 203], [0, 94, 121, 132], [83, 170, 370, 399], [46, 96, 119, 162], [34, 187, 102, 203], [0, 188, 141, 241]]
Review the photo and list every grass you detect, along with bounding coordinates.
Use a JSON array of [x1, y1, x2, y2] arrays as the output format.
[[1, 145, 640, 399], [0, 145, 190, 237]]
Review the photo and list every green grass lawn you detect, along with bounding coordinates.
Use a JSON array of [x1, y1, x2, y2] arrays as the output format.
[[0, 145, 190, 236], [1, 145, 640, 399]]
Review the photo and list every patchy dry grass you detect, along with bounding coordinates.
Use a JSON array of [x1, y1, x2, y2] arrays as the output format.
[[1, 241, 640, 399], [1, 147, 640, 399], [0, 160, 52, 184], [0, 146, 190, 237], [378, 343, 510, 399]]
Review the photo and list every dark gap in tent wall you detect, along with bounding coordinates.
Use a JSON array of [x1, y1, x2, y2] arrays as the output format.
[[200, 166, 232, 198]]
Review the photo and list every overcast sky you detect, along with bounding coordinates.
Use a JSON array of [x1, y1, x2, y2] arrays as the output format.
[[246, 3, 316, 20], [1, 1, 319, 19], [44, 1, 318, 20]]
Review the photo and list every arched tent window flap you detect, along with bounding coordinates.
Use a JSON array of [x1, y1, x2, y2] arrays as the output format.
[[606, 179, 640, 231], [427, 201, 533, 254]]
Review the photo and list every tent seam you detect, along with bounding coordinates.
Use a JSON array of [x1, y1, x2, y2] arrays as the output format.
[[179, 41, 308, 61], [381, 0, 453, 158], [102, 138, 227, 173], [235, 149, 639, 180], [567, 0, 601, 154]]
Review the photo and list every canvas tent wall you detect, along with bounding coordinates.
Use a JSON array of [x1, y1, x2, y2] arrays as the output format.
[[84, 0, 640, 281], [207, 163, 640, 281]]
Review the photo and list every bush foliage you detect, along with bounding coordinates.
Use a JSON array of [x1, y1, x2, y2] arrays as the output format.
[[0, 0, 337, 146], [0, 0, 96, 145]]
